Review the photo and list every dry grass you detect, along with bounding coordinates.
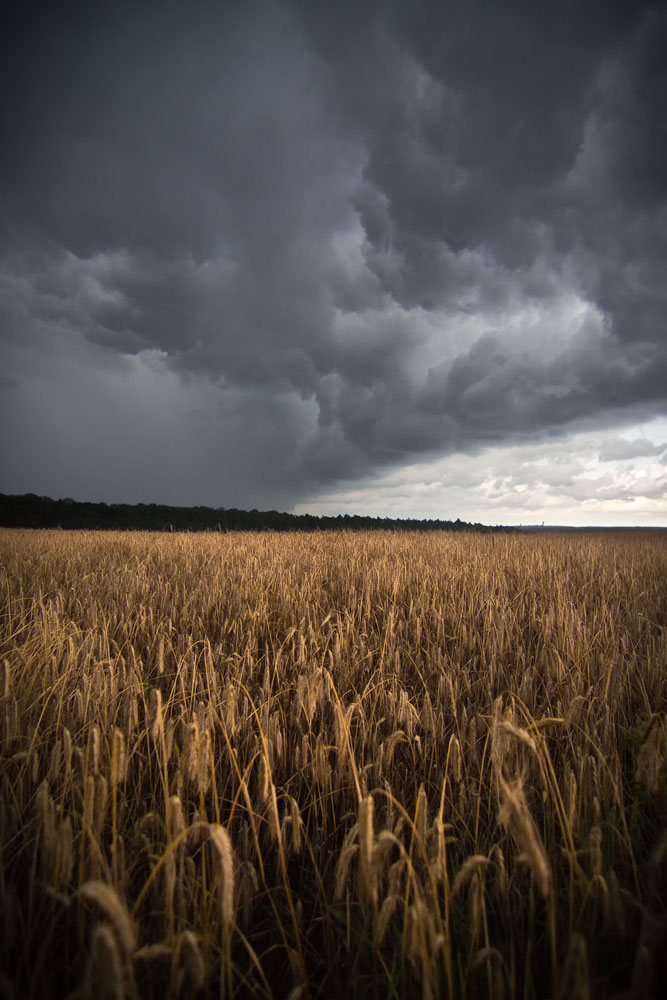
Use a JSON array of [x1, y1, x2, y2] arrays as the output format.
[[1, 528, 666, 998]]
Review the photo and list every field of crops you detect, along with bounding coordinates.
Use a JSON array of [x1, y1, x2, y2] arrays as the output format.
[[1, 528, 666, 999]]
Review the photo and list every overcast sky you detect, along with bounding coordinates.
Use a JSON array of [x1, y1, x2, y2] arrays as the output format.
[[2, 0, 666, 525]]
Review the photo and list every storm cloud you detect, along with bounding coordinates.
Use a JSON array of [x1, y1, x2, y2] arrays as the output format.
[[1, 0, 666, 512]]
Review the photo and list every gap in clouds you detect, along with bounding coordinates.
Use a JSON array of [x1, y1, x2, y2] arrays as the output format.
[[295, 418, 667, 527]]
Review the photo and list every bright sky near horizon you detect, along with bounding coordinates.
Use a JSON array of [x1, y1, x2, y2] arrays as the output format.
[[2, 1, 666, 525]]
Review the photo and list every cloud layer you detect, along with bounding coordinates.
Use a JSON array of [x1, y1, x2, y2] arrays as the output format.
[[2, 0, 666, 512]]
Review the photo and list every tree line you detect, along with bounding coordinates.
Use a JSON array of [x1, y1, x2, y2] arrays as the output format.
[[0, 493, 511, 533]]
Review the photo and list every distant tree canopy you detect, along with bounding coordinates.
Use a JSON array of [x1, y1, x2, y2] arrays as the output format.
[[0, 493, 509, 533]]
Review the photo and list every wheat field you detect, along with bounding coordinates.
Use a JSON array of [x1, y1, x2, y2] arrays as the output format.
[[1, 528, 666, 999]]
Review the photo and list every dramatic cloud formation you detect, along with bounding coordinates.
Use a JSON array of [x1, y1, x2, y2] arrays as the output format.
[[296, 420, 667, 526], [1, 0, 666, 521]]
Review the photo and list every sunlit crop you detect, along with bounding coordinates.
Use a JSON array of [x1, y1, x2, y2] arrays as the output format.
[[1, 528, 666, 998]]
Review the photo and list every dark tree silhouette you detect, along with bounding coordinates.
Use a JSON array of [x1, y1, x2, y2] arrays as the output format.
[[0, 493, 508, 533]]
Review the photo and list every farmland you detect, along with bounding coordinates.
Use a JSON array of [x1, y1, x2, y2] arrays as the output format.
[[1, 529, 666, 998]]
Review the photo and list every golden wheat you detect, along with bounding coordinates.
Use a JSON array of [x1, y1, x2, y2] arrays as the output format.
[[0, 527, 666, 998]]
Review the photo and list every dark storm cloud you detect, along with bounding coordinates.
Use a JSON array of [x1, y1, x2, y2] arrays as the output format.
[[1, 0, 666, 506]]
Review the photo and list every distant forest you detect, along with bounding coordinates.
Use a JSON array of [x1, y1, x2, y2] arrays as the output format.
[[0, 493, 505, 533]]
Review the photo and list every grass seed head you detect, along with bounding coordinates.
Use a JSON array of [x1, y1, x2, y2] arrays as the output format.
[[85, 924, 125, 1000], [208, 824, 235, 931], [148, 688, 163, 742], [497, 776, 551, 898], [452, 855, 489, 897], [80, 881, 136, 957], [177, 930, 205, 991]]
